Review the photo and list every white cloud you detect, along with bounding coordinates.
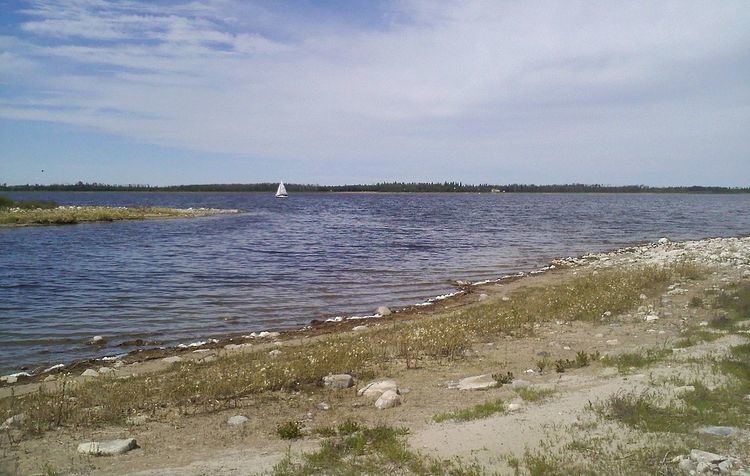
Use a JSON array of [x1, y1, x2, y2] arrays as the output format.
[[1, 0, 749, 183]]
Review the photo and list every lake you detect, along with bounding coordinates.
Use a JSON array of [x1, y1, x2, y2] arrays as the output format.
[[1, 192, 749, 373]]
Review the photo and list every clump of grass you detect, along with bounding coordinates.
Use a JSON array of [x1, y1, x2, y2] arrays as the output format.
[[554, 351, 600, 373], [273, 423, 481, 476], [536, 357, 551, 373], [492, 371, 514, 385], [672, 330, 723, 348], [600, 348, 671, 372], [0, 195, 57, 210], [277, 420, 303, 440], [337, 419, 361, 435], [689, 296, 704, 308], [433, 398, 504, 423], [516, 387, 555, 402]]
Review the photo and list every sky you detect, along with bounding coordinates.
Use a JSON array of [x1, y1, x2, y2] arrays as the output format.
[[0, 0, 749, 186]]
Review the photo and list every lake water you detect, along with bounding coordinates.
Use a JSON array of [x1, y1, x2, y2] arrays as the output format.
[[1, 192, 749, 373]]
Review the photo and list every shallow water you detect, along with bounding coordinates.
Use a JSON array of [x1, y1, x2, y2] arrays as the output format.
[[1, 192, 749, 372]]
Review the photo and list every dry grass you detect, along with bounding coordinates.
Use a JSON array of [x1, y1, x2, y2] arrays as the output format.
[[0, 206, 230, 226], [0, 263, 703, 436]]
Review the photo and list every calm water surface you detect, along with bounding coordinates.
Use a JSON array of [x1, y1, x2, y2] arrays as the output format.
[[1, 192, 749, 373]]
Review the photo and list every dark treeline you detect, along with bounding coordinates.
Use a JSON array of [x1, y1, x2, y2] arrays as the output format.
[[1, 181, 748, 193]]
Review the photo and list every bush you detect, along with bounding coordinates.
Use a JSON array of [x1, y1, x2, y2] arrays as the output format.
[[277, 420, 302, 440]]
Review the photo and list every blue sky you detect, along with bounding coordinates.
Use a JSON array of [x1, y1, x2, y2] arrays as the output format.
[[1, 0, 749, 186]]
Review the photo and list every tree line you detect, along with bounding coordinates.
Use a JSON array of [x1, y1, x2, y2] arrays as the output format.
[[0, 181, 748, 193]]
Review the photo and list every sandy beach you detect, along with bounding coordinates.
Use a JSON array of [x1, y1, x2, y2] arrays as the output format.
[[1, 235, 749, 475]]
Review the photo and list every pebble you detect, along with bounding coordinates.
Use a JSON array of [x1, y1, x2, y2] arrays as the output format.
[[268, 349, 282, 357], [81, 369, 99, 378], [507, 403, 523, 412], [227, 415, 249, 427], [374, 390, 402, 409], [323, 374, 354, 390], [501, 296, 510, 302], [77, 438, 138, 456]]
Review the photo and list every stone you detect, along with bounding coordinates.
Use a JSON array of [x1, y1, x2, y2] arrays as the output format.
[[98, 367, 115, 375], [88, 335, 106, 345], [644, 314, 659, 322], [478, 293, 488, 301], [77, 438, 138, 456], [507, 403, 523, 412], [358, 380, 399, 399], [606, 339, 619, 346], [674, 385, 695, 393], [453, 374, 497, 391], [162, 356, 182, 364], [374, 390, 402, 409], [268, 349, 282, 357], [501, 296, 510, 302], [227, 415, 249, 427], [658, 237, 670, 244], [376, 306, 392, 316], [224, 343, 253, 351], [699, 321, 709, 327], [0, 413, 25, 430], [511, 379, 531, 389], [44, 375, 56, 382], [639, 294, 647, 300], [323, 374, 354, 390], [690, 449, 726, 465], [81, 369, 99, 378], [677, 456, 695, 474], [695, 461, 710, 473], [698, 426, 736, 437], [717, 460, 733, 473], [352, 325, 368, 332], [316, 402, 330, 411]]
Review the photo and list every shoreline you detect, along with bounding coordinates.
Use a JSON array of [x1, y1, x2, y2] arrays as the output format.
[[2, 233, 745, 386], [1, 234, 748, 474]]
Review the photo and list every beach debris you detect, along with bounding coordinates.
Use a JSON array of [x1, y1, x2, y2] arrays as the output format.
[[358, 380, 399, 399], [162, 356, 182, 364], [376, 306, 392, 316], [87, 335, 106, 346], [77, 438, 138, 456], [81, 369, 99, 378], [227, 415, 249, 427], [375, 390, 402, 409], [451, 374, 497, 391], [323, 374, 354, 389]]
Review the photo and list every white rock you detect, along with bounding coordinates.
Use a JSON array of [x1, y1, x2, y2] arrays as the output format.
[[224, 343, 253, 351], [88, 335, 106, 345], [606, 339, 619, 346], [690, 449, 726, 465], [658, 237, 670, 245], [323, 374, 354, 389], [162, 356, 182, 364], [507, 403, 523, 412], [453, 374, 497, 391], [268, 349, 282, 357], [44, 375, 56, 382], [644, 314, 660, 322], [699, 321, 709, 327], [0, 413, 25, 430], [374, 390, 402, 409], [501, 296, 511, 302], [227, 415, 249, 427], [316, 402, 330, 411], [81, 369, 99, 377], [77, 438, 137, 456], [639, 294, 648, 300], [352, 325, 368, 332], [358, 380, 399, 399], [376, 306, 392, 316], [478, 293, 488, 302], [674, 385, 696, 394]]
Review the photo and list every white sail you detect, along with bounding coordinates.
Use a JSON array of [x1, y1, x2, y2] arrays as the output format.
[[275, 182, 288, 198]]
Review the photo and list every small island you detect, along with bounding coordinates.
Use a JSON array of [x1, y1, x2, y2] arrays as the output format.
[[0, 196, 239, 227]]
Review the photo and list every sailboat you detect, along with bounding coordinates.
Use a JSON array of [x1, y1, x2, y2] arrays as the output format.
[[275, 182, 288, 198]]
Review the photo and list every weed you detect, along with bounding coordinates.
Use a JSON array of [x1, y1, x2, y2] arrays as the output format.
[[433, 399, 504, 423], [516, 388, 555, 402], [600, 348, 671, 373], [277, 420, 302, 440], [689, 296, 704, 308], [492, 371, 514, 385], [536, 357, 551, 373]]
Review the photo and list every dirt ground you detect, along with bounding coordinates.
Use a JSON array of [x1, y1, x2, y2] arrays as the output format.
[[1, 236, 749, 475]]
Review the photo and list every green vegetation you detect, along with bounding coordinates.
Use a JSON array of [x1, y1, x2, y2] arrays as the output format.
[[272, 423, 481, 475], [515, 388, 555, 403], [0, 263, 702, 436], [600, 348, 671, 373], [0, 195, 57, 210], [277, 420, 303, 440], [433, 398, 505, 423]]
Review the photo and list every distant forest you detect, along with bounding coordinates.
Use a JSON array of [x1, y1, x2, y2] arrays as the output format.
[[1, 182, 748, 194]]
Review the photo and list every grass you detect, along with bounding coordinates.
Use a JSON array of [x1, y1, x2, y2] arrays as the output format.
[[277, 420, 303, 440], [0, 195, 57, 210], [0, 205, 228, 226], [272, 423, 481, 475], [0, 263, 703, 437], [433, 398, 504, 423], [515, 387, 555, 402], [600, 348, 671, 373]]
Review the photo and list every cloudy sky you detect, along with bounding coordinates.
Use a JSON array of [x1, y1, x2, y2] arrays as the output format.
[[1, 0, 749, 186]]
